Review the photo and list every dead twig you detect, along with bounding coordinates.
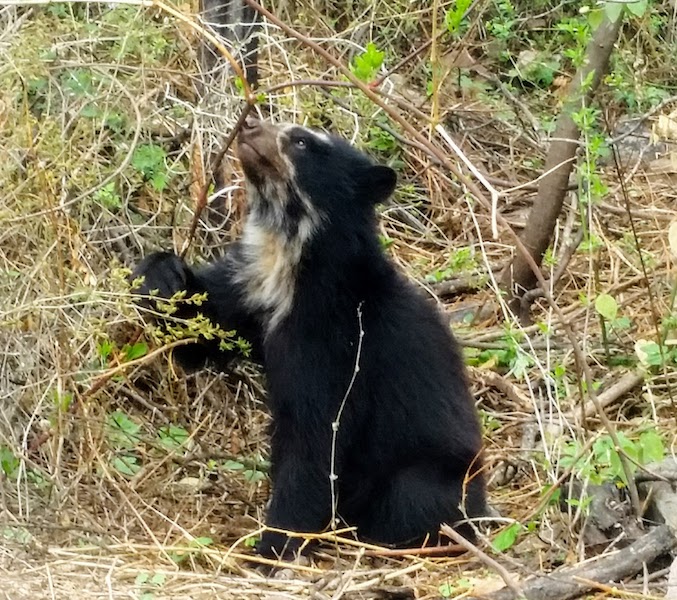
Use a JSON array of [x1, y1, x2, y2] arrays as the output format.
[[565, 369, 645, 422], [180, 103, 253, 257], [364, 543, 465, 558], [440, 524, 524, 600], [467, 366, 532, 411]]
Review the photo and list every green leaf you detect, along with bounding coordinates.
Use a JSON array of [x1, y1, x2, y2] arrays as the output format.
[[98, 340, 115, 361], [169, 536, 214, 564], [509, 351, 532, 380], [105, 112, 126, 133], [616, 431, 634, 454], [612, 316, 631, 330], [444, 0, 472, 34], [244, 469, 267, 483], [492, 522, 522, 552], [192, 536, 213, 547], [639, 431, 664, 464], [123, 341, 148, 361], [150, 170, 168, 192], [132, 144, 167, 179], [626, 1, 648, 17], [638, 341, 664, 367], [587, 8, 604, 30], [111, 454, 141, 477], [604, 2, 625, 23], [2, 526, 33, 544], [595, 294, 618, 321], [593, 436, 613, 462], [0, 446, 20, 478], [107, 410, 142, 448], [223, 460, 245, 471], [378, 234, 394, 250], [608, 446, 627, 483], [542, 485, 561, 505], [61, 68, 94, 96], [93, 182, 123, 211], [149, 573, 166, 586], [81, 104, 102, 118], [350, 42, 384, 82], [158, 425, 190, 451]]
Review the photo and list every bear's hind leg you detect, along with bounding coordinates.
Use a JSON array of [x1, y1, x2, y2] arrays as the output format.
[[356, 462, 485, 547]]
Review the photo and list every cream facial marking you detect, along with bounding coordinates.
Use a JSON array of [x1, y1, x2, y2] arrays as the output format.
[[235, 126, 324, 333], [236, 215, 304, 331]]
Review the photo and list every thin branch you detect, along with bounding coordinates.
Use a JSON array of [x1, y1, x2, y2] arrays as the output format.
[[608, 93, 677, 146], [365, 543, 465, 558], [180, 103, 253, 257], [330, 302, 365, 530], [440, 524, 524, 600]]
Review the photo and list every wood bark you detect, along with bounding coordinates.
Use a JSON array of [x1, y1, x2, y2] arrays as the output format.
[[502, 16, 623, 319], [200, 0, 260, 86], [467, 525, 677, 600]]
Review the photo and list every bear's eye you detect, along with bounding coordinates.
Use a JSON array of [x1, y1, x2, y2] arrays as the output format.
[[294, 138, 307, 149]]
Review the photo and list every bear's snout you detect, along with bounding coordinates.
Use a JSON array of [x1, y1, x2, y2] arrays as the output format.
[[242, 115, 262, 132], [237, 118, 285, 181]]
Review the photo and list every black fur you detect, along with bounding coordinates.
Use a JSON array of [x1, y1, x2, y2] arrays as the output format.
[[131, 118, 487, 557]]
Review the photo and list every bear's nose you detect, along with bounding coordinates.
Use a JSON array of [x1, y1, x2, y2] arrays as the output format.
[[243, 116, 261, 131]]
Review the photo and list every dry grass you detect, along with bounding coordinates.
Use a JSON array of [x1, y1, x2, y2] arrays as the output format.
[[1, 1, 677, 598]]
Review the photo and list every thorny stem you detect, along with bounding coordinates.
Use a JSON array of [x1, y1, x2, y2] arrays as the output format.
[[330, 302, 365, 532]]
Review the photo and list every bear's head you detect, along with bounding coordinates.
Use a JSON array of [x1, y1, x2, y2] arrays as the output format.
[[236, 117, 397, 237], [234, 118, 397, 325]]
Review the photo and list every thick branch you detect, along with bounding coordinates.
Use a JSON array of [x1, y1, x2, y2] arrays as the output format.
[[502, 16, 623, 315]]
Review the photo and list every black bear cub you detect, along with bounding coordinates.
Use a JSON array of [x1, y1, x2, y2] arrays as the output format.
[[133, 117, 487, 557]]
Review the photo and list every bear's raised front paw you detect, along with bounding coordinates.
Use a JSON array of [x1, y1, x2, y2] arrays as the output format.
[[130, 251, 190, 302]]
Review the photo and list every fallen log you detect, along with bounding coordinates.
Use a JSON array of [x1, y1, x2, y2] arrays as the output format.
[[466, 525, 677, 600]]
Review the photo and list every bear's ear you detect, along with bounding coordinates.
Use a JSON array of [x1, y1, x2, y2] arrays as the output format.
[[360, 165, 397, 205]]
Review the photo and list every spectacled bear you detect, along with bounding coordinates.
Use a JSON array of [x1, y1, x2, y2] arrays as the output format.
[[132, 117, 487, 557]]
